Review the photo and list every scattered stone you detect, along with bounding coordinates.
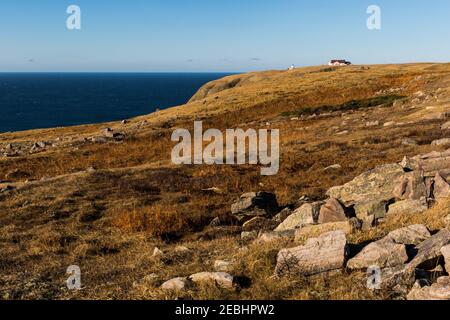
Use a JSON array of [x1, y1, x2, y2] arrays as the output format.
[[402, 138, 418, 146], [121, 120, 128, 124], [384, 121, 396, 127], [189, 272, 234, 289], [336, 130, 349, 135], [323, 164, 342, 171], [275, 230, 347, 277], [231, 192, 279, 223], [161, 277, 187, 291], [175, 246, 190, 253], [431, 138, 450, 147], [393, 171, 427, 201], [347, 238, 408, 270], [274, 202, 323, 232], [153, 247, 164, 257], [407, 277, 450, 300], [441, 121, 450, 130], [387, 199, 428, 216], [366, 121, 380, 127], [386, 224, 431, 245], [318, 198, 347, 224]]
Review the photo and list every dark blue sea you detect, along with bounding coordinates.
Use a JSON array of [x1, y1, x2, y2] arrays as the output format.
[[0, 73, 231, 133]]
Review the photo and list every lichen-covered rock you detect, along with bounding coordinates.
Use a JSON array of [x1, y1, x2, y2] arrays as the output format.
[[393, 171, 427, 201], [386, 224, 431, 245], [347, 238, 408, 270], [275, 230, 347, 276], [326, 163, 405, 206], [387, 199, 428, 216]]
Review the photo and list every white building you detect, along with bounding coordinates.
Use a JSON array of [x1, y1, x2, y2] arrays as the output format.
[[328, 60, 352, 66]]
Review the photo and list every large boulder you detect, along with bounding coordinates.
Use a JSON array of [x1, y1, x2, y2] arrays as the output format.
[[274, 202, 323, 232], [405, 229, 450, 274], [231, 192, 279, 223], [318, 198, 347, 224], [274, 230, 347, 276], [386, 224, 431, 245], [326, 164, 405, 206], [354, 199, 390, 229], [407, 277, 450, 300], [294, 220, 361, 242], [347, 238, 408, 270]]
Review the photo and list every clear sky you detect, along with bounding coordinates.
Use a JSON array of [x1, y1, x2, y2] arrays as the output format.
[[1, 0, 449, 72]]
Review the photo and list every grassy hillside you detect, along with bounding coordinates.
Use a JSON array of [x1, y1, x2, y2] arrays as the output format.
[[1, 63, 450, 299]]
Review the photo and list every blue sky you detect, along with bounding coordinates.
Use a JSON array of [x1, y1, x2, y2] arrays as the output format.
[[1, 0, 449, 72]]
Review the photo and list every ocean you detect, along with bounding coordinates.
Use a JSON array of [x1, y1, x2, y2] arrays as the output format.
[[0, 73, 231, 133]]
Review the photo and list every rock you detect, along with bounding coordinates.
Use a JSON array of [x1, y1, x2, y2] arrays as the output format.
[[406, 229, 450, 274], [231, 192, 279, 223], [384, 121, 396, 127], [241, 231, 258, 241], [407, 277, 450, 300], [272, 208, 292, 224], [347, 238, 408, 270], [402, 138, 418, 146], [318, 198, 347, 224], [386, 225, 431, 245], [336, 130, 349, 135], [441, 245, 450, 272], [256, 230, 295, 244], [274, 202, 323, 232], [189, 272, 234, 289], [153, 247, 164, 257], [323, 164, 342, 171], [209, 217, 221, 227], [327, 163, 404, 207], [121, 120, 128, 124], [441, 121, 450, 130], [161, 277, 187, 291], [274, 230, 347, 277], [434, 172, 450, 200], [400, 150, 450, 177], [387, 199, 428, 216], [214, 260, 232, 272], [175, 246, 190, 253], [393, 171, 427, 201], [431, 138, 450, 147], [366, 121, 380, 127], [294, 220, 360, 242], [242, 217, 278, 232]]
